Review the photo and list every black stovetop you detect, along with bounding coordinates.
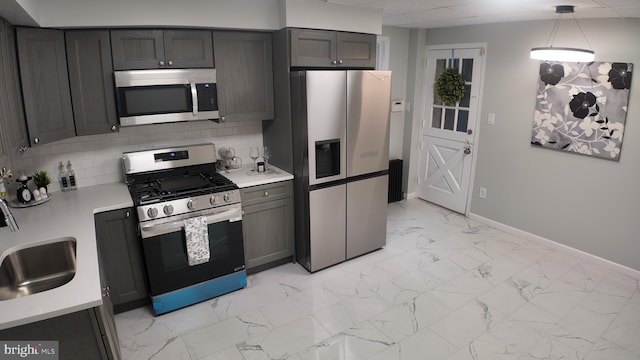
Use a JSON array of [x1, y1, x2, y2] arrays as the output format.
[[126, 164, 237, 205]]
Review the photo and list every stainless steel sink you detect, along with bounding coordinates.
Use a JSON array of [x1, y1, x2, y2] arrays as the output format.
[[0, 238, 77, 300]]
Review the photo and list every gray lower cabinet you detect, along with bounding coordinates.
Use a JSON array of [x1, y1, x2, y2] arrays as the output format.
[[0, 19, 28, 164], [0, 306, 120, 360], [240, 180, 294, 273], [213, 31, 274, 122], [111, 29, 214, 70], [66, 30, 118, 136], [94, 208, 148, 313], [289, 28, 376, 68], [16, 27, 75, 146]]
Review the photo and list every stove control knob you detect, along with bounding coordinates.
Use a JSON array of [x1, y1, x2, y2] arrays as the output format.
[[163, 204, 174, 215], [147, 207, 159, 218], [224, 193, 231, 203], [187, 199, 197, 210], [210, 195, 219, 205]]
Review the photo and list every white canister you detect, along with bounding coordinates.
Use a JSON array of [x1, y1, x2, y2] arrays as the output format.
[[32, 189, 42, 201], [39, 187, 48, 199]]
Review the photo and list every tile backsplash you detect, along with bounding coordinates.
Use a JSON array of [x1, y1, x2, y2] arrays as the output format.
[[8, 120, 262, 194]]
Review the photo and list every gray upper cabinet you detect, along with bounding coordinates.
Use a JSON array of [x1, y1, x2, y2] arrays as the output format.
[[289, 28, 376, 68], [213, 31, 274, 122], [66, 30, 118, 136], [0, 20, 28, 162], [95, 208, 148, 313], [111, 29, 214, 70], [17, 27, 75, 146]]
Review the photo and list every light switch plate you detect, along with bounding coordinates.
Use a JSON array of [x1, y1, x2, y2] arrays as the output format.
[[488, 113, 496, 125]]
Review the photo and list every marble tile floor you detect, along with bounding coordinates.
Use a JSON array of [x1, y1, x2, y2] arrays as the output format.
[[115, 199, 640, 360]]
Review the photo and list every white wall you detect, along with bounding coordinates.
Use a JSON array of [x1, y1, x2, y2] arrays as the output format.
[[20, 0, 281, 29], [282, 0, 382, 34], [7, 0, 383, 34], [421, 18, 640, 271], [382, 26, 410, 161]]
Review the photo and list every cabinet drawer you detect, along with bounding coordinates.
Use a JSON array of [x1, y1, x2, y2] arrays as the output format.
[[240, 180, 293, 207]]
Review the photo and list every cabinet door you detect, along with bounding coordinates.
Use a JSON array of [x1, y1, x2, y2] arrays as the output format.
[[164, 30, 214, 68], [242, 197, 294, 270], [17, 28, 75, 146], [94, 208, 148, 310], [336, 32, 376, 68], [213, 31, 274, 122], [289, 28, 336, 67], [111, 29, 165, 70], [66, 30, 118, 136], [0, 20, 28, 162]]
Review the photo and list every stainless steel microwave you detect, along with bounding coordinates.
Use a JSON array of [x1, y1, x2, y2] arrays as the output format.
[[114, 69, 219, 126]]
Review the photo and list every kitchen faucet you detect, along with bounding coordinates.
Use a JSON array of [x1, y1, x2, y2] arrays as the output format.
[[0, 198, 18, 232]]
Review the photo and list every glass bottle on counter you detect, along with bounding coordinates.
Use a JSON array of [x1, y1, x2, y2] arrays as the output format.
[[58, 161, 69, 191], [0, 179, 6, 198], [67, 160, 77, 190]]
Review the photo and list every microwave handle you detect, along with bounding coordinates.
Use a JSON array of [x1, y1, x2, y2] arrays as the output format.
[[190, 81, 198, 117]]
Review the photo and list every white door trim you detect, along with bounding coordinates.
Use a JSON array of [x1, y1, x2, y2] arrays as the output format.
[[419, 42, 487, 217]]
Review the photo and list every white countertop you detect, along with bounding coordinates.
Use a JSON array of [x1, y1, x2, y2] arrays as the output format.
[[0, 182, 132, 330], [0, 166, 293, 331], [220, 164, 293, 188]]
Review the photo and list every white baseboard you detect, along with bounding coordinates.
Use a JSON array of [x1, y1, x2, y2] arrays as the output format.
[[468, 212, 640, 280], [406, 192, 417, 199]]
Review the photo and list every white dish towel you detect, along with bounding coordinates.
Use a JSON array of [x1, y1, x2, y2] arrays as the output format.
[[184, 216, 210, 266]]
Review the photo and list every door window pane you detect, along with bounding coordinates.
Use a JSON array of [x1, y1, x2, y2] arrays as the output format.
[[444, 109, 455, 130], [448, 58, 460, 69], [457, 110, 469, 132], [459, 85, 471, 108], [432, 107, 442, 128], [462, 58, 474, 82]]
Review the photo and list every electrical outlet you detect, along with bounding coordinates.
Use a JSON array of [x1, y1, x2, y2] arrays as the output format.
[[488, 113, 495, 125], [479, 187, 487, 199]]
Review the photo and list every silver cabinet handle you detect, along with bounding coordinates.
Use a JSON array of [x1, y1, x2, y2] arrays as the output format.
[[111, 125, 117, 131], [338, 60, 343, 64], [168, 60, 173, 66], [33, 137, 39, 144], [331, 60, 337, 65], [125, 211, 130, 218], [264, 191, 269, 197], [220, 116, 226, 122], [159, 60, 165, 66]]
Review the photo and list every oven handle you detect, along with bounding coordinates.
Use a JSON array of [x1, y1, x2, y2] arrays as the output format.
[[140, 206, 241, 238]]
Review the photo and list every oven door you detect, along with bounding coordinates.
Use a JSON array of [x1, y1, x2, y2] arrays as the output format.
[[139, 204, 244, 296]]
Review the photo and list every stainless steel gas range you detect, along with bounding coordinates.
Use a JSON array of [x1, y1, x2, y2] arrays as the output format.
[[122, 143, 246, 315]]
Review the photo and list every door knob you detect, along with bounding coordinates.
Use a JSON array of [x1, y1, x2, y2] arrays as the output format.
[[467, 129, 473, 135], [464, 147, 471, 155]]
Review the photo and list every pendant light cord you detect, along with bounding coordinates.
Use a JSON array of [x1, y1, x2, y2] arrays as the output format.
[[544, 11, 593, 51], [571, 13, 594, 50]]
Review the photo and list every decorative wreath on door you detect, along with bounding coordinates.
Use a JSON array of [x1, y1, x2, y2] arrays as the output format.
[[435, 68, 466, 106]]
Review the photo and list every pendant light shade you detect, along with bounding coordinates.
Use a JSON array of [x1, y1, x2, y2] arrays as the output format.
[[530, 5, 594, 62], [530, 47, 594, 62]]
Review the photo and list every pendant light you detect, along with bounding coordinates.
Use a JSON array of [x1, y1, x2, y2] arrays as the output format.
[[530, 5, 595, 62]]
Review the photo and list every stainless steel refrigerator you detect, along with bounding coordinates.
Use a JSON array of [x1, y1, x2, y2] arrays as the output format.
[[291, 70, 392, 272]]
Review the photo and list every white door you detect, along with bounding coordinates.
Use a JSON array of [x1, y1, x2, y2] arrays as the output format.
[[418, 47, 484, 214]]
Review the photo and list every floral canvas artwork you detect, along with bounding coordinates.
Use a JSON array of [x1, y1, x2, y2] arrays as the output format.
[[532, 61, 633, 161]]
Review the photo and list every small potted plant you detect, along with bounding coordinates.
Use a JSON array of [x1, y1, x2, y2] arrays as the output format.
[[32, 170, 51, 192]]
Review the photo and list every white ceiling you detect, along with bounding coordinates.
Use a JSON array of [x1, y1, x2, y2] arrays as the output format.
[[326, 0, 640, 28]]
